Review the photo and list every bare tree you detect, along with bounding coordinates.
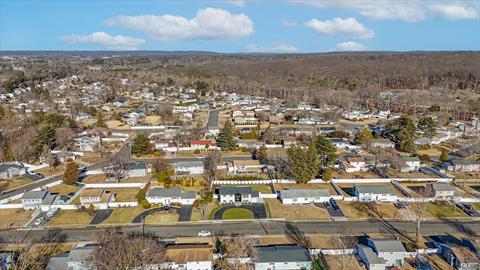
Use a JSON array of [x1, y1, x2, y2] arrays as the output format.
[[55, 127, 76, 150], [409, 190, 429, 243], [93, 230, 165, 270], [203, 151, 222, 187], [103, 156, 128, 182], [218, 235, 258, 270], [330, 235, 358, 270], [8, 229, 67, 270]]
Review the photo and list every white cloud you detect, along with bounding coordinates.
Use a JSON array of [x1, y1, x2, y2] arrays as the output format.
[[246, 43, 298, 53], [305, 17, 374, 39], [334, 41, 367, 51], [104, 8, 254, 41], [61, 32, 145, 50], [428, 4, 479, 20], [225, 0, 245, 7], [293, 0, 479, 22], [281, 19, 297, 27]]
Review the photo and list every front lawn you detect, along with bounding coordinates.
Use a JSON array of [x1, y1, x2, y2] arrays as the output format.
[[144, 212, 178, 224], [425, 203, 468, 219], [222, 208, 253, 220], [191, 202, 219, 221], [48, 210, 93, 227], [1, 177, 32, 190], [101, 207, 145, 225], [265, 199, 329, 220], [0, 209, 32, 229]]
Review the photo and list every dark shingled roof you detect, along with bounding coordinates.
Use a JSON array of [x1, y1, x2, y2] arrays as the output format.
[[256, 245, 311, 263]]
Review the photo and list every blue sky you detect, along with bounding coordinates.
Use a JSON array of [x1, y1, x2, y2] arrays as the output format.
[[1, 0, 479, 52]]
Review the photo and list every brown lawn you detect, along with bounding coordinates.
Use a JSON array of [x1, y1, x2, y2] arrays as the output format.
[[0, 209, 32, 229], [101, 206, 145, 225], [265, 199, 329, 220], [48, 210, 93, 227]]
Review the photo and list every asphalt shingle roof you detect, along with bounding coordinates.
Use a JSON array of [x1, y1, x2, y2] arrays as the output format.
[[354, 185, 396, 195], [281, 189, 330, 199], [256, 245, 311, 263]]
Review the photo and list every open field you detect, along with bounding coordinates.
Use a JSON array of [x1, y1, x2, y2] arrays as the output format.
[[0, 209, 32, 229], [48, 210, 93, 227], [222, 208, 253, 220], [265, 199, 329, 220], [101, 207, 145, 225], [144, 212, 178, 224]]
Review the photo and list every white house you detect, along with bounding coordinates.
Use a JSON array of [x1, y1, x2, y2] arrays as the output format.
[[173, 161, 204, 176], [146, 187, 196, 205], [354, 185, 398, 202], [79, 189, 115, 209], [228, 160, 263, 175], [162, 244, 213, 270], [0, 163, 27, 179], [366, 139, 395, 149], [279, 189, 331, 205], [21, 191, 57, 210], [190, 140, 217, 150], [401, 157, 421, 172], [357, 238, 409, 270], [218, 187, 260, 204], [341, 156, 367, 173], [426, 183, 456, 200], [254, 245, 312, 270], [46, 245, 96, 270]]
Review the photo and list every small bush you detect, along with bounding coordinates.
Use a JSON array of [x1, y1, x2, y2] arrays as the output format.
[[141, 199, 151, 209]]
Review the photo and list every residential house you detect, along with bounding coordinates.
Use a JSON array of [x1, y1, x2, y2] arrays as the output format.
[[357, 238, 409, 270], [228, 160, 263, 175], [401, 157, 421, 172], [20, 191, 57, 210], [45, 245, 96, 270], [0, 163, 27, 179], [279, 189, 331, 204], [152, 140, 178, 153], [146, 187, 196, 205], [438, 243, 480, 270], [51, 151, 79, 163], [79, 189, 115, 209], [218, 187, 260, 204], [366, 139, 395, 150], [426, 183, 456, 200], [254, 245, 312, 270], [162, 244, 213, 270], [341, 156, 368, 173], [354, 185, 398, 202], [74, 136, 98, 152], [125, 161, 147, 178], [190, 140, 217, 151], [440, 159, 480, 173], [174, 161, 204, 176]]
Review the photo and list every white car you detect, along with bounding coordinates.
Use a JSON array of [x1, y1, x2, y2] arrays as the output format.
[[197, 230, 211, 237], [46, 208, 59, 219], [34, 217, 45, 226]]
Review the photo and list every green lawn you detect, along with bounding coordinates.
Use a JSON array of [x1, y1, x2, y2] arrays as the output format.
[[470, 203, 480, 211], [222, 208, 253, 220]]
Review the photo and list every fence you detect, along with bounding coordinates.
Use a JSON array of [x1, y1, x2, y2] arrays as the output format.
[[84, 183, 147, 189], [213, 179, 296, 185], [391, 180, 411, 197], [108, 202, 138, 207], [0, 204, 23, 209], [331, 178, 390, 184]]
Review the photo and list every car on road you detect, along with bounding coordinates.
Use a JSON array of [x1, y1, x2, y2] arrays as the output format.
[[34, 217, 45, 226], [197, 230, 211, 237]]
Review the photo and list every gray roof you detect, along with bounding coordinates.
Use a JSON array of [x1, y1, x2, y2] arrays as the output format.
[[21, 191, 48, 200], [431, 183, 455, 192], [281, 189, 330, 199], [354, 185, 396, 195], [357, 244, 386, 265], [67, 246, 96, 262], [45, 254, 68, 270], [218, 187, 259, 197], [256, 245, 311, 263], [126, 161, 147, 170], [147, 188, 195, 199], [0, 163, 25, 172], [369, 239, 406, 253], [174, 160, 204, 168]]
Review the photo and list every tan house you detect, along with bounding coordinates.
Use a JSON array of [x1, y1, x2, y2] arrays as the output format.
[[79, 189, 115, 209]]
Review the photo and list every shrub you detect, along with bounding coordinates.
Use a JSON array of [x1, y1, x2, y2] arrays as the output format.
[[141, 199, 151, 209]]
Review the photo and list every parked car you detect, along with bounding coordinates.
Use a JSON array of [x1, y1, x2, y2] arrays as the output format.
[[198, 230, 211, 237], [34, 217, 45, 226], [46, 208, 59, 219], [323, 202, 331, 208], [330, 199, 340, 211]]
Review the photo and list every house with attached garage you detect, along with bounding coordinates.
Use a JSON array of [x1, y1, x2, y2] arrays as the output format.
[[437, 243, 480, 270], [20, 191, 58, 210], [228, 160, 263, 175], [125, 161, 147, 178], [400, 156, 421, 172], [173, 160, 204, 176], [254, 245, 312, 270], [0, 163, 27, 179], [341, 156, 368, 173], [146, 187, 196, 206], [217, 187, 260, 204], [279, 189, 331, 205], [426, 183, 456, 200], [354, 185, 398, 202], [79, 189, 116, 209], [45, 245, 97, 270], [357, 238, 409, 270], [439, 158, 480, 173], [161, 244, 213, 270]]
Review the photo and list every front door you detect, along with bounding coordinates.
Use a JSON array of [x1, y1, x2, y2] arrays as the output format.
[[234, 193, 242, 203]]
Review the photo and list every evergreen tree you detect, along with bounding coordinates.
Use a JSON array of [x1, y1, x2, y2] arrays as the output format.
[[217, 121, 236, 151], [34, 125, 56, 154], [63, 162, 79, 185], [288, 141, 319, 183], [355, 127, 373, 145], [386, 115, 417, 153], [417, 116, 438, 139], [314, 134, 338, 169], [131, 133, 151, 155], [440, 149, 449, 162], [96, 112, 106, 128], [135, 189, 146, 203]]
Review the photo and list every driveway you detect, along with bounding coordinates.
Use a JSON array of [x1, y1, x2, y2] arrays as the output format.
[[90, 209, 113, 225], [177, 205, 193, 222], [213, 203, 267, 220]]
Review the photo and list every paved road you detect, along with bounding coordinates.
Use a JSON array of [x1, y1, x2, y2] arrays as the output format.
[[213, 203, 267, 220], [2, 220, 477, 243]]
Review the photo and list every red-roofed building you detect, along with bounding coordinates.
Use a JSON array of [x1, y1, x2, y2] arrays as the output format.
[[190, 140, 218, 150]]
